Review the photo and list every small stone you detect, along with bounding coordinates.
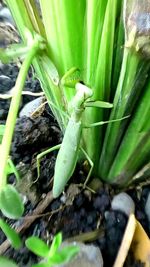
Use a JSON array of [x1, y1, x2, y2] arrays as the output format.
[[111, 192, 135, 217], [0, 75, 13, 91], [54, 242, 103, 267], [19, 97, 45, 118], [60, 195, 67, 203], [145, 192, 150, 222], [94, 193, 110, 213], [0, 7, 14, 25], [51, 199, 61, 210], [87, 214, 94, 225]]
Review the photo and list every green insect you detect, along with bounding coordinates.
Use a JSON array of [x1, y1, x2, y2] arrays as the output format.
[[37, 68, 128, 198]]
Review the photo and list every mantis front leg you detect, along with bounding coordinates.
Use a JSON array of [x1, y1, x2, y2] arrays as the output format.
[[36, 144, 61, 178]]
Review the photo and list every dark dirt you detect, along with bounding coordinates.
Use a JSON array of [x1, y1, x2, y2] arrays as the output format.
[[0, 61, 149, 267], [0, 63, 42, 123]]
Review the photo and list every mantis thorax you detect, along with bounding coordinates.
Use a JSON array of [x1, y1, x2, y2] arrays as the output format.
[[69, 82, 93, 122]]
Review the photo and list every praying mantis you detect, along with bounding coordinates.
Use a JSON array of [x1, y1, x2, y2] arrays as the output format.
[[37, 68, 129, 198]]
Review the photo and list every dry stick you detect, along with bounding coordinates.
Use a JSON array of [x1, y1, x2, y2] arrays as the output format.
[[0, 91, 44, 99], [0, 191, 54, 255]]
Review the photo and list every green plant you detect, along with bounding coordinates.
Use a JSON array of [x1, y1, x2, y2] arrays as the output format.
[[0, 125, 24, 218], [0, 229, 78, 267], [26, 232, 79, 267], [0, 0, 150, 265], [0, 219, 22, 267], [0, 219, 22, 249], [0, 0, 149, 215]]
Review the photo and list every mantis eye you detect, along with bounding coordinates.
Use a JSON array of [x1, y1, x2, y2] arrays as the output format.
[[124, 0, 150, 58]]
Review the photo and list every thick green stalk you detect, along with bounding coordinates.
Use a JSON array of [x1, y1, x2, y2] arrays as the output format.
[[80, 0, 108, 164], [111, 10, 124, 99], [83, 0, 108, 86], [94, 0, 121, 102], [108, 80, 150, 183], [82, 0, 120, 171], [39, 0, 86, 102], [117, 133, 150, 185], [0, 37, 40, 189], [6, 0, 36, 40], [99, 47, 150, 179], [23, 0, 46, 36]]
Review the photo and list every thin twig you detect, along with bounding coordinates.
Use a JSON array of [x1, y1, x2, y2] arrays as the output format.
[[0, 91, 44, 99]]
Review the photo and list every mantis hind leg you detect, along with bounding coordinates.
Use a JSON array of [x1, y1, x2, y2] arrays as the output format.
[[80, 147, 94, 189], [36, 144, 61, 179]]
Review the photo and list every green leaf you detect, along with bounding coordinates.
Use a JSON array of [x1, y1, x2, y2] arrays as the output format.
[[0, 256, 18, 267], [58, 245, 80, 263], [39, 0, 85, 77], [0, 185, 24, 219], [48, 253, 64, 265], [25, 237, 50, 258], [48, 246, 79, 265], [0, 219, 22, 249], [49, 232, 62, 258], [6, 159, 20, 182]]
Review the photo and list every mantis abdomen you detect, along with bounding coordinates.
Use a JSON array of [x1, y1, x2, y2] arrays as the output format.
[[53, 117, 82, 198]]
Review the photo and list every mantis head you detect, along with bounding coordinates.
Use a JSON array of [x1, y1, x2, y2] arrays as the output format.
[[68, 82, 93, 117]]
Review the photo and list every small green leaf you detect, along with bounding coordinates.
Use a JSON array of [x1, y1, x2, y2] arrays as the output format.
[[25, 237, 50, 258], [49, 232, 62, 258], [0, 219, 22, 249], [58, 245, 80, 263], [0, 256, 18, 267], [6, 159, 20, 182], [49, 245, 79, 265], [0, 185, 24, 219], [48, 253, 64, 265]]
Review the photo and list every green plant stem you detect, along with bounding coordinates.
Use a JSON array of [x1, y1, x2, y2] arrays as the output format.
[[99, 47, 150, 180], [115, 132, 150, 186], [39, 0, 86, 103], [83, 0, 108, 86], [0, 40, 40, 190], [111, 9, 124, 99], [82, 0, 119, 171], [108, 80, 150, 182]]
